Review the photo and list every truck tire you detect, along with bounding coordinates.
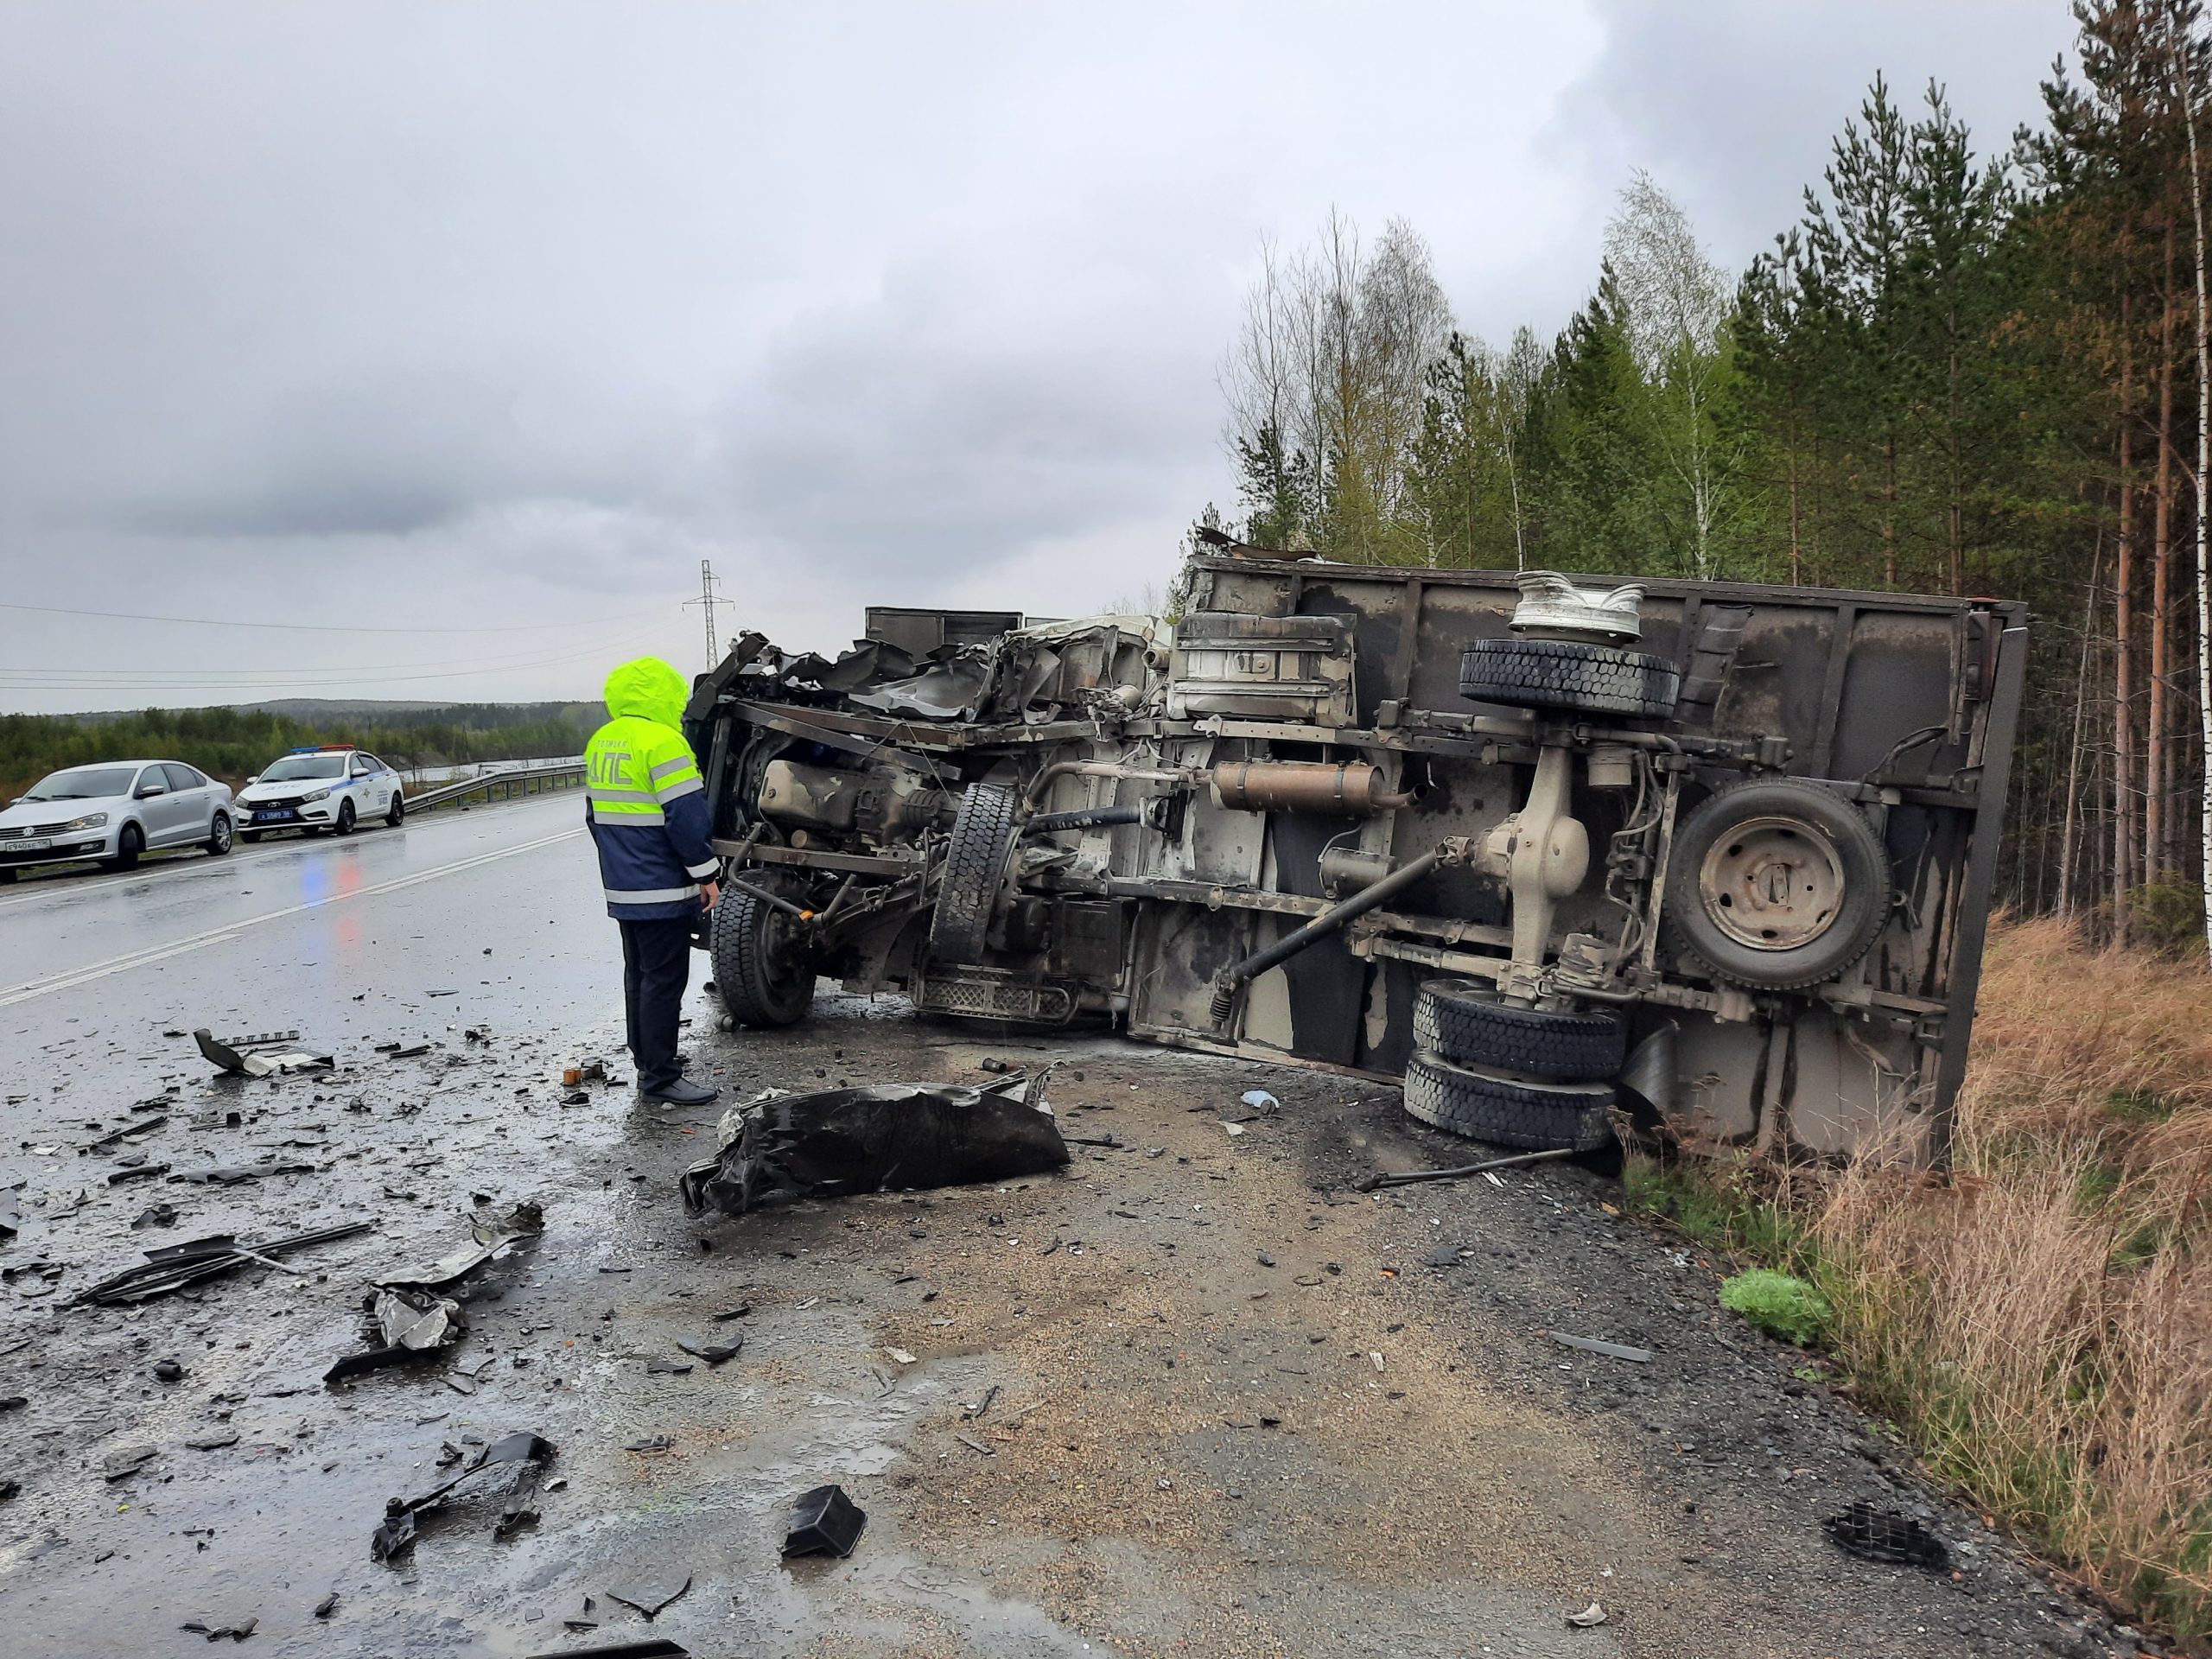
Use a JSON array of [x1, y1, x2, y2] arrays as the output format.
[[1412, 979, 1624, 1080], [929, 783, 1019, 965], [714, 874, 816, 1028], [1403, 1050, 1615, 1151], [1663, 776, 1891, 990], [1459, 638, 1680, 719]]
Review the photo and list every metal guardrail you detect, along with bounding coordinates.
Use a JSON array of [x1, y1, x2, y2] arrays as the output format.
[[407, 760, 587, 814]]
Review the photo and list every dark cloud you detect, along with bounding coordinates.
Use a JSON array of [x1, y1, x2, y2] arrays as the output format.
[[0, 2, 2082, 711]]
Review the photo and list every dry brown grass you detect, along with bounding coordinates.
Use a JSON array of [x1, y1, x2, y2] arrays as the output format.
[[1814, 915, 2212, 1635]]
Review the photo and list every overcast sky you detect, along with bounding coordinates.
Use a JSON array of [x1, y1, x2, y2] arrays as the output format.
[[0, 1, 2074, 715]]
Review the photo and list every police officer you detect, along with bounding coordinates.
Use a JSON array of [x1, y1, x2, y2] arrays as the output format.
[[585, 657, 722, 1106]]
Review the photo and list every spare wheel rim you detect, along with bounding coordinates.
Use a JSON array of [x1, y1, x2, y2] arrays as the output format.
[[1697, 814, 1847, 951]]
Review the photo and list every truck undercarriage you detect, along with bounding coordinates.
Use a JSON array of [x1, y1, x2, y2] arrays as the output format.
[[686, 552, 2026, 1160]]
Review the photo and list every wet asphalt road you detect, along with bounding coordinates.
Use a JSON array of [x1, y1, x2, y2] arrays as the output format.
[[0, 796, 2143, 1659]]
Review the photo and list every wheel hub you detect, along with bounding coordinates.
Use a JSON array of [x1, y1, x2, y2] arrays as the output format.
[[1697, 815, 1845, 951]]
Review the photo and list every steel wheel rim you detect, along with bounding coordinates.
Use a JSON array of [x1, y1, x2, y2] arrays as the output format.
[[1697, 814, 1846, 951]]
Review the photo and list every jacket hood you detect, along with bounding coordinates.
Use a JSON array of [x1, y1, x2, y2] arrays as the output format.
[[603, 657, 689, 729]]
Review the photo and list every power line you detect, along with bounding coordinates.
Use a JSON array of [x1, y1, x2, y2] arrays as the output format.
[[0, 600, 671, 634]]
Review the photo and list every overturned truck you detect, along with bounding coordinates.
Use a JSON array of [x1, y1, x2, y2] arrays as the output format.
[[685, 552, 2026, 1160]]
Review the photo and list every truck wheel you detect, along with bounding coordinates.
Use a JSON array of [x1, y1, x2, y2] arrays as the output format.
[[1664, 777, 1891, 989], [714, 874, 816, 1027], [1413, 980, 1624, 1080], [1403, 1050, 1614, 1151], [929, 783, 1019, 965], [1459, 638, 1680, 719]]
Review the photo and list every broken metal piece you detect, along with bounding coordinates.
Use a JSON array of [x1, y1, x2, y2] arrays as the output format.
[[170, 1160, 316, 1185], [324, 1287, 467, 1383], [605, 1575, 690, 1618], [372, 1431, 556, 1563], [194, 1027, 332, 1077], [1548, 1332, 1652, 1364], [1821, 1502, 1950, 1570], [379, 1202, 543, 1292], [781, 1484, 867, 1558], [76, 1221, 376, 1306], [1357, 1145, 1577, 1192], [679, 1079, 1068, 1217]]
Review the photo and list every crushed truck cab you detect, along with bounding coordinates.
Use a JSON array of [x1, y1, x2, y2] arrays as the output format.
[[686, 553, 2025, 1160]]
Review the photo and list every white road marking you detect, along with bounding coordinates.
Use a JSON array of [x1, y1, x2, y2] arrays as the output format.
[[0, 827, 585, 1008]]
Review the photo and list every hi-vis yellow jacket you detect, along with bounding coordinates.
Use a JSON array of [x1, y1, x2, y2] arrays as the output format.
[[584, 658, 718, 920]]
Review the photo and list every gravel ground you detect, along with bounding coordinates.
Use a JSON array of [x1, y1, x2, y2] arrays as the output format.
[[0, 984, 2165, 1659]]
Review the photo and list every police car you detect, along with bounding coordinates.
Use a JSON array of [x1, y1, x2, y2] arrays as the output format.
[[233, 747, 404, 842]]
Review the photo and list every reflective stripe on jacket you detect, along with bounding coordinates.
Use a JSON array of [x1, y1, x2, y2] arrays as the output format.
[[585, 658, 718, 921]]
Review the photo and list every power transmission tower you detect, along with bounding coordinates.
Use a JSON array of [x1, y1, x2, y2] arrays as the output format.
[[683, 558, 732, 670]]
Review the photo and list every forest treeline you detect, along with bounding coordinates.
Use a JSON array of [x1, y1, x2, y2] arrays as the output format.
[[0, 702, 601, 799], [1207, 0, 2212, 949]]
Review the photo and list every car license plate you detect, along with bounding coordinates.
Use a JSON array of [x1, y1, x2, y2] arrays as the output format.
[[253, 810, 295, 823], [12, 837, 52, 852]]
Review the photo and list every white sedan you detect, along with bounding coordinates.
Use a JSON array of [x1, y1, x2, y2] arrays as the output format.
[[0, 760, 235, 880], [234, 747, 404, 841]]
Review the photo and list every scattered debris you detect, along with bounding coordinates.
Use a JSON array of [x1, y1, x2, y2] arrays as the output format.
[[152, 1358, 185, 1382], [182, 1428, 240, 1450], [1220, 1121, 1245, 1136], [963, 1384, 1000, 1420], [524, 1640, 689, 1659], [0, 1184, 17, 1239], [179, 1611, 259, 1642], [1357, 1146, 1576, 1191], [1239, 1090, 1280, 1113], [680, 1079, 1069, 1217], [103, 1445, 159, 1481], [76, 1221, 376, 1306], [378, 1202, 543, 1292], [885, 1346, 917, 1365], [194, 1028, 332, 1077], [171, 1160, 317, 1185], [645, 1361, 692, 1376], [606, 1576, 690, 1618], [325, 1287, 467, 1383], [1566, 1601, 1609, 1628], [384, 1045, 430, 1061], [79, 1116, 165, 1154], [675, 1336, 742, 1365], [624, 1435, 675, 1454], [132, 1201, 179, 1229], [781, 1484, 867, 1558], [1822, 1502, 1950, 1570], [372, 1431, 555, 1563], [1548, 1332, 1652, 1364], [313, 1592, 338, 1619], [709, 1303, 751, 1323]]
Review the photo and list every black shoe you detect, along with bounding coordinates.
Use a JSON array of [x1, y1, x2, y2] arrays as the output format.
[[641, 1075, 721, 1107]]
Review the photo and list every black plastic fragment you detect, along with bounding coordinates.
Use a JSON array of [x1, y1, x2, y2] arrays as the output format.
[[606, 1575, 690, 1618], [1821, 1502, 1950, 1569], [680, 1078, 1069, 1217], [523, 1641, 688, 1659], [676, 1336, 743, 1365], [372, 1430, 556, 1562], [781, 1483, 867, 1558]]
